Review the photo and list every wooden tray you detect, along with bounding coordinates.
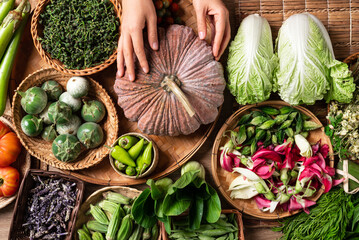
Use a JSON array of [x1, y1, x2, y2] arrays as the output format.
[[211, 100, 334, 219], [160, 209, 245, 240], [9, 169, 84, 240], [0, 115, 31, 209], [10, 0, 220, 185]]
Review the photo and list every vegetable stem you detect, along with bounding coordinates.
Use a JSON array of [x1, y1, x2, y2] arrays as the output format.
[[0, 0, 14, 24]]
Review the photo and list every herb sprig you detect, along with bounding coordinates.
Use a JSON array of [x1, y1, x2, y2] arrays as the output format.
[[39, 0, 119, 69]]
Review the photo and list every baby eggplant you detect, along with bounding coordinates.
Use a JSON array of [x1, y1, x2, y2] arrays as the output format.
[[18, 87, 48, 114], [48, 101, 72, 124], [56, 115, 81, 135], [41, 80, 63, 100], [81, 100, 106, 123], [67, 77, 89, 98], [52, 134, 82, 162], [77, 122, 104, 149], [59, 92, 82, 112], [21, 115, 43, 136], [41, 125, 58, 142]]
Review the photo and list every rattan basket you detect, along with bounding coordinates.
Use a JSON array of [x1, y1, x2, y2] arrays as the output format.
[[235, 0, 359, 60], [9, 169, 84, 240], [31, 0, 121, 76], [11, 68, 119, 170], [211, 100, 334, 219]]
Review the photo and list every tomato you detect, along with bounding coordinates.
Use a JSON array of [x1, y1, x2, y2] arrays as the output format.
[[170, 2, 179, 12], [0, 121, 21, 167], [162, 0, 172, 8], [0, 166, 20, 197], [154, 0, 163, 10]]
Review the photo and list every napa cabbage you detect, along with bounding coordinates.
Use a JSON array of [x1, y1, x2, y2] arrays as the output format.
[[227, 14, 277, 105], [275, 13, 355, 105]]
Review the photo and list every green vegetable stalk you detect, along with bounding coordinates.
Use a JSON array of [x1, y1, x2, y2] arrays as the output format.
[[0, 0, 14, 24], [0, 0, 29, 116]]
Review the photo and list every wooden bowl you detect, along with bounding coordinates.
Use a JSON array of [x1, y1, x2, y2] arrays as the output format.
[[74, 186, 161, 240], [160, 209, 245, 240], [211, 100, 334, 219], [31, 0, 121, 76], [0, 116, 31, 209], [9, 169, 84, 240], [12, 68, 119, 170], [109, 132, 159, 179]]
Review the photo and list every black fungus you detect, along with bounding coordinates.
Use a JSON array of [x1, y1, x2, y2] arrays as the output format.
[[23, 175, 78, 239]]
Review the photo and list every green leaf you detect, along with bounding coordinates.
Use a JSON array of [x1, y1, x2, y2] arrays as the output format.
[[147, 179, 165, 200], [189, 197, 204, 230], [352, 206, 359, 231], [162, 192, 191, 216], [154, 198, 164, 218], [203, 184, 221, 223], [167, 170, 200, 195], [131, 188, 157, 228]]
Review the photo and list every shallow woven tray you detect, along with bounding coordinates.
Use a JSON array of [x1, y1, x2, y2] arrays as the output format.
[[73, 186, 162, 240], [160, 209, 245, 240], [9, 169, 84, 240], [211, 100, 334, 219], [31, 0, 121, 76], [235, 0, 359, 60], [0, 115, 31, 209], [12, 68, 119, 170]]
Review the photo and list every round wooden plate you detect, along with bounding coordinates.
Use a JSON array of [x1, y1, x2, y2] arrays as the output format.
[[0, 115, 31, 209], [211, 100, 334, 219]]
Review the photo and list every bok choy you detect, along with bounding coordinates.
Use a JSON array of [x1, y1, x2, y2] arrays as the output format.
[[227, 14, 277, 105], [274, 13, 355, 105]]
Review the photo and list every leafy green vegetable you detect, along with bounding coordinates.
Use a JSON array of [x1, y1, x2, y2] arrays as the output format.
[[227, 14, 277, 105], [273, 188, 353, 240], [131, 188, 157, 229], [275, 13, 355, 105]]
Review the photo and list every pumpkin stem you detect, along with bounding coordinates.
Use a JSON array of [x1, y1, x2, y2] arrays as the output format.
[[160, 75, 196, 117]]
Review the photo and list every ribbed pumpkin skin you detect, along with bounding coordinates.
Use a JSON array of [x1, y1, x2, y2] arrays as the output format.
[[114, 25, 225, 136]]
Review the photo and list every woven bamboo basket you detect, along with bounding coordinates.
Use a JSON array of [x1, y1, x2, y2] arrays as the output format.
[[31, 0, 121, 76], [11, 68, 119, 170], [9, 169, 84, 240], [211, 100, 334, 219], [235, 0, 359, 60], [74, 186, 162, 240], [160, 209, 245, 240], [0, 115, 31, 209]]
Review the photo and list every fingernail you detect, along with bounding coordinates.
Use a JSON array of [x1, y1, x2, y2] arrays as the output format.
[[152, 42, 158, 50], [142, 67, 149, 73], [129, 74, 135, 81], [199, 31, 205, 39]]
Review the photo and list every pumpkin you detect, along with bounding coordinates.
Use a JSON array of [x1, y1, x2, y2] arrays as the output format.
[[114, 25, 225, 136]]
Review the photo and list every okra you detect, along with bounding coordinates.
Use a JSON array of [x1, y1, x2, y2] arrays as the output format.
[[303, 121, 322, 131], [151, 224, 159, 240], [129, 224, 144, 240], [87, 220, 108, 233], [103, 191, 131, 205], [82, 223, 91, 235], [250, 116, 268, 126], [78, 229, 92, 240], [116, 215, 133, 240], [123, 204, 132, 215], [90, 204, 109, 225], [92, 232, 105, 240], [258, 120, 276, 130], [106, 204, 123, 240], [260, 106, 280, 115]]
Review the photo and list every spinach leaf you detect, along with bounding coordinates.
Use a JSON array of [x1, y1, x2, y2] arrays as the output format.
[[131, 188, 157, 228], [147, 179, 165, 200], [189, 197, 204, 230], [204, 184, 221, 223], [167, 170, 200, 195], [162, 192, 191, 216]]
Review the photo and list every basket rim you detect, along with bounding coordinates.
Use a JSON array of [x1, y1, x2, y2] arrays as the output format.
[[211, 100, 334, 219], [11, 68, 119, 170], [30, 0, 121, 76]]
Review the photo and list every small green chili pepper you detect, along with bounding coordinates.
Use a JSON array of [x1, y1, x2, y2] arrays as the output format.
[[111, 146, 136, 167], [128, 138, 144, 160], [125, 166, 136, 176], [118, 135, 139, 149], [138, 142, 153, 175], [114, 160, 126, 171]]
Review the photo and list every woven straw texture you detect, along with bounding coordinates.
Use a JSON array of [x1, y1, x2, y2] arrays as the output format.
[[212, 101, 334, 219], [235, 0, 359, 60], [11, 68, 119, 170], [0, 115, 31, 210], [31, 0, 121, 76]]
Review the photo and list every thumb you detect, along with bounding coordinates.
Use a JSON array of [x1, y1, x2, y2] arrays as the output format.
[[195, 9, 207, 40]]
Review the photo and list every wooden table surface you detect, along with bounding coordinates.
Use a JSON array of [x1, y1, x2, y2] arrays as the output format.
[[0, 0, 333, 239]]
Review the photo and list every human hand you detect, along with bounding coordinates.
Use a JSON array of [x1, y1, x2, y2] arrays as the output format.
[[117, 0, 158, 81], [193, 0, 230, 61]]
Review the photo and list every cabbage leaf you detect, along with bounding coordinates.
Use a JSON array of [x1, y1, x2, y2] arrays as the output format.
[[227, 14, 277, 105], [275, 13, 355, 105]]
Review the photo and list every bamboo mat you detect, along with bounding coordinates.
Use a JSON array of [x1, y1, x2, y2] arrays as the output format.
[[235, 0, 359, 60]]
